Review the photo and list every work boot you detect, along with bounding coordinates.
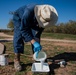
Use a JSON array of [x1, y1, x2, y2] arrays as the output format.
[[14, 59, 22, 71], [14, 53, 22, 71]]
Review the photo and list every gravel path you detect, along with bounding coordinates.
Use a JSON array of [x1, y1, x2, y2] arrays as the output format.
[[0, 32, 76, 43], [41, 38, 76, 43], [0, 33, 13, 37]]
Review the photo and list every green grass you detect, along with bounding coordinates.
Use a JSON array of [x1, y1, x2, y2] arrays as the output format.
[[41, 33, 76, 40], [70, 71, 76, 75], [69, 61, 76, 64]]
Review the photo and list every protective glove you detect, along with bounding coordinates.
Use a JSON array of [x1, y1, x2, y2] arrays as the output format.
[[33, 42, 42, 57]]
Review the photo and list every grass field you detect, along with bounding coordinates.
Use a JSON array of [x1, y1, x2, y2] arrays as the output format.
[[41, 33, 76, 40], [0, 32, 76, 75], [0, 40, 76, 75]]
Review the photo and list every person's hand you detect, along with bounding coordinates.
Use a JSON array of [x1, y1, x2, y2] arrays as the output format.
[[33, 42, 42, 57]]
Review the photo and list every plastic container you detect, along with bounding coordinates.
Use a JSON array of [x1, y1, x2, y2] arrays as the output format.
[[0, 54, 8, 66], [33, 51, 47, 61], [32, 62, 50, 72]]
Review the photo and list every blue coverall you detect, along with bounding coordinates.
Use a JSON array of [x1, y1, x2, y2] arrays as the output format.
[[13, 4, 44, 54]]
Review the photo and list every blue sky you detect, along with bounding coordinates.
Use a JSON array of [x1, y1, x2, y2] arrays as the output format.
[[0, 0, 76, 29]]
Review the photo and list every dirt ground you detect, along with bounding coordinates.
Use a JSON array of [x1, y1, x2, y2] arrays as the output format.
[[0, 32, 76, 75], [42, 41, 76, 75]]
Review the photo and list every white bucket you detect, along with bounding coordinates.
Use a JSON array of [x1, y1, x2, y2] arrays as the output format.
[[0, 54, 8, 66], [33, 51, 47, 61]]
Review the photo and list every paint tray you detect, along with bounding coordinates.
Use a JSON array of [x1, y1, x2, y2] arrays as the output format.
[[31, 62, 50, 72]]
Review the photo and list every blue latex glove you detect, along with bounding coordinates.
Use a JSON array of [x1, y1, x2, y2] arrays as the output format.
[[33, 42, 42, 57]]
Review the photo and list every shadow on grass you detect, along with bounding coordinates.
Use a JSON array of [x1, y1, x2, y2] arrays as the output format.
[[46, 52, 76, 75], [9, 61, 14, 65], [0, 40, 12, 42], [21, 63, 32, 71], [49, 52, 76, 62], [3, 45, 6, 54]]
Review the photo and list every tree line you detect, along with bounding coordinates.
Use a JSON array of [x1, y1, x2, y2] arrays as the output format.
[[44, 20, 76, 34], [7, 19, 76, 34]]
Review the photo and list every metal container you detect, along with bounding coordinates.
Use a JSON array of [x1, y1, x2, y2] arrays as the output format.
[[58, 60, 66, 67]]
